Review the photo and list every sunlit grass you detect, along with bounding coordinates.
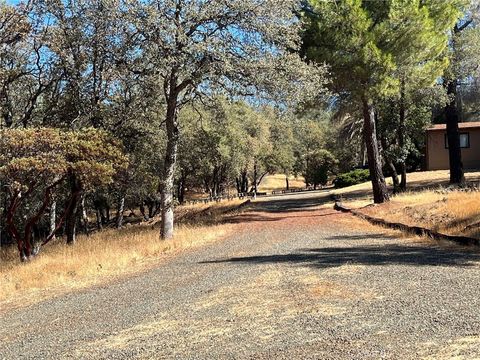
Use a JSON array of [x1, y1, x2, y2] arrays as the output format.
[[348, 189, 480, 239], [258, 174, 306, 192], [0, 200, 245, 309], [337, 170, 480, 240], [333, 169, 480, 198]]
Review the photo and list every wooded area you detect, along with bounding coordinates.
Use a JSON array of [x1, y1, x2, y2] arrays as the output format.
[[1, 0, 479, 261]]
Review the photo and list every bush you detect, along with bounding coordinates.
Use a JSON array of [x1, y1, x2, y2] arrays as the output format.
[[334, 169, 370, 188], [303, 149, 338, 188]]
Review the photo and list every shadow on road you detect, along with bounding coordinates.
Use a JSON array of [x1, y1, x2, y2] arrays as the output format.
[[202, 243, 480, 268], [250, 192, 332, 213], [326, 234, 400, 241], [222, 211, 339, 224]]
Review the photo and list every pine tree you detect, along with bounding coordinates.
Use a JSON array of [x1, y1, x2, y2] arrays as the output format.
[[301, 0, 462, 202]]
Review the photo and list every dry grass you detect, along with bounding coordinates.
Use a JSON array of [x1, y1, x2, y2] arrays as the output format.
[[0, 200, 246, 310], [346, 189, 480, 240], [175, 199, 245, 224], [332, 169, 480, 243], [333, 169, 480, 199], [258, 174, 306, 193]]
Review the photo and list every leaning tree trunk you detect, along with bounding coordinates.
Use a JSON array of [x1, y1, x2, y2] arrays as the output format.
[[362, 99, 389, 204], [160, 96, 180, 240], [445, 77, 465, 185]]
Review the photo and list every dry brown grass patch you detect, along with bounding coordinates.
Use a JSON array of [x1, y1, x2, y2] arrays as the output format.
[[334, 170, 480, 200], [351, 189, 480, 240], [0, 201, 245, 311], [258, 174, 306, 193]]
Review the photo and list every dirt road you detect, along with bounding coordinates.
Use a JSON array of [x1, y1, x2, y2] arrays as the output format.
[[2, 192, 480, 359]]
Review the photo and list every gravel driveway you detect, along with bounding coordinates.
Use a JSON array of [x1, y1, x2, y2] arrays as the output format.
[[2, 192, 480, 359]]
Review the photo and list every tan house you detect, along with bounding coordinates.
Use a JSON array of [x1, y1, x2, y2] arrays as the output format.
[[426, 122, 480, 170]]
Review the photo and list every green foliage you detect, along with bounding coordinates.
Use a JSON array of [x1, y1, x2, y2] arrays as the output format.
[[303, 149, 338, 187], [334, 169, 371, 189], [0, 127, 128, 257], [268, 118, 296, 176], [302, 0, 464, 197], [177, 99, 287, 196], [303, 0, 462, 101], [0, 127, 128, 200], [302, 0, 397, 100]]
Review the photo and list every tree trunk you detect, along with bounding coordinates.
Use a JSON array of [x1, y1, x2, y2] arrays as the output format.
[[286, 176, 290, 190], [177, 181, 184, 204], [105, 204, 111, 223], [116, 196, 125, 229], [160, 95, 179, 240], [379, 136, 399, 194], [235, 177, 241, 193], [148, 201, 155, 219], [253, 160, 258, 198], [65, 204, 78, 245], [398, 79, 407, 191], [95, 207, 103, 230], [212, 166, 218, 198], [99, 208, 106, 224], [360, 139, 367, 168], [65, 172, 81, 245], [240, 170, 248, 193], [49, 200, 56, 242], [177, 173, 186, 204], [31, 224, 41, 256], [362, 99, 389, 204], [153, 201, 161, 217], [80, 195, 89, 235], [139, 203, 148, 221], [387, 160, 400, 193], [445, 77, 465, 185]]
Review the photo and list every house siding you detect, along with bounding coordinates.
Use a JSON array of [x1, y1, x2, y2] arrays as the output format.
[[426, 128, 480, 170]]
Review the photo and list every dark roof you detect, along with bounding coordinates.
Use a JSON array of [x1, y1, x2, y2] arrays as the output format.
[[427, 122, 480, 131]]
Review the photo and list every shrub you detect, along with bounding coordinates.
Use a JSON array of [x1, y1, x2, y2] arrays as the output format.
[[334, 169, 370, 188], [303, 149, 338, 188]]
